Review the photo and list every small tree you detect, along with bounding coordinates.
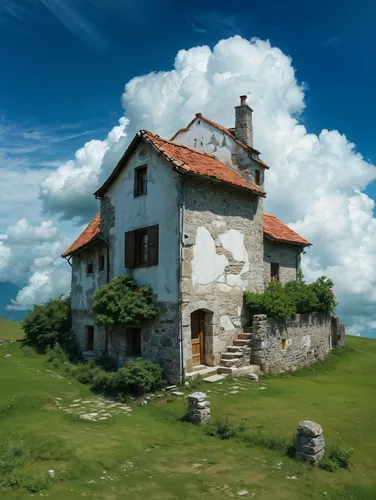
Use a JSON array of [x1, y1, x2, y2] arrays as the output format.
[[92, 274, 159, 327], [23, 295, 75, 353]]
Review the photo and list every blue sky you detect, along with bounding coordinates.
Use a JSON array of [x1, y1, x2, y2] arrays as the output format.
[[0, 0, 376, 336]]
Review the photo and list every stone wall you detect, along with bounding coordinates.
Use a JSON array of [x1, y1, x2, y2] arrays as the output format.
[[251, 313, 346, 372], [72, 309, 106, 358], [181, 178, 264, 373], [263, 239, 301, 286]]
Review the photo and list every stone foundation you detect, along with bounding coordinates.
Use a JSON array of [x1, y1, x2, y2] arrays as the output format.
[[251, 313, 346, 372]]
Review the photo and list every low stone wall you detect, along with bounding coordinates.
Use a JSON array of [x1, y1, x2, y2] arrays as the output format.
[[251, 313, 346, 372]]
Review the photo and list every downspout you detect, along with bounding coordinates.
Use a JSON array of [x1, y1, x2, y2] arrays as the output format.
[[178, 179, 186, 384]]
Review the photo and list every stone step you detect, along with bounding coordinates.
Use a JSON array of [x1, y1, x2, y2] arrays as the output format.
[[234, 339, 250, 347], [185, 366, 220, 380], [243, 327, 253, 334], [218, 365, 261, 376], [227, 346, 244, 353], [219, 358, 239, 367], [238, 333, 252, 340], [221, 352, 244, 360]]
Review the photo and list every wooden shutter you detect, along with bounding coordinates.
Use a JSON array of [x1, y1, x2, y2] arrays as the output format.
[[148, 225, 159, 266], [124, 231, 135, 268]]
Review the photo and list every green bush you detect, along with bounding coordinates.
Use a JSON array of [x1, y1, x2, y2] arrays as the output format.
[[22, 295, 80, 360], [206, 418, 246, 440], [92, 274, 160, 328], [326, 444, 353, 469], [21, 345, 36, 357], [0, 441, 24, 474], [97, 354, 117, 372], [244, 275, 337, 320], [68, 360, 104, 385], [319, 457, 339, 472], [92, 358, 164, 396]]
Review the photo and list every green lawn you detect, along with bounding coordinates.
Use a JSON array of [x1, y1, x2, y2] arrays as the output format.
[[1, 337, 376, 499], [0, 317, 24, 340]]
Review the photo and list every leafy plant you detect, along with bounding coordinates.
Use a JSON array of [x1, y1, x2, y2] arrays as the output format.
[[92, 274, 160, 328], [326, 444, 353, 469]]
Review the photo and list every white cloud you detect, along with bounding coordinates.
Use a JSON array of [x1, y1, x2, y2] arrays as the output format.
[[2, 35, 376, 335], [0, 219, 58, 244], [8, 264, 71, 311], [0, 241, 11, 269]]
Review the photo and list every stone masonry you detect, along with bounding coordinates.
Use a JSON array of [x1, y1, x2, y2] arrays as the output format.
[[188, 392, 211, 424], [181, 178, 264, 373], [295, 420, 325, 465], [251, 313, 346, 372]]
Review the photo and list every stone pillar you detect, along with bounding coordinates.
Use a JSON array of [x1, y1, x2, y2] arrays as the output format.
[[295, 420, 325, 465], [250, 314, 269, 369], [188, 392, 211, 424]]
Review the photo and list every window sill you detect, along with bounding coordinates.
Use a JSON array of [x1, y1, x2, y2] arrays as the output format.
[[134, 193, 147, 199]]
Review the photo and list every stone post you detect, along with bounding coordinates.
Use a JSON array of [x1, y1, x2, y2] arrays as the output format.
[[250, 314, 269, 369], [188, 392, 211, 424], [295, 420, 325, 465]]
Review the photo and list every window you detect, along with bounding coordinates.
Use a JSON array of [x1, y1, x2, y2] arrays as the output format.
[[126, 328, 141, 356], [99, 254, 105, 272], [281, 338, 287, 350], [86, 326, 94, 351], [124, 225, 159, 268], [271, 262, 280, 282], [255, 169, 261, 186], [134, 165, 147, 197], [86, 262, 94, 275]]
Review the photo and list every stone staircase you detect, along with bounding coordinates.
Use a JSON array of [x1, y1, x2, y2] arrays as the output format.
[[217, 327, 260, 376]]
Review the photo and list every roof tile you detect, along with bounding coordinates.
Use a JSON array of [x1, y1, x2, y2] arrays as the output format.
[[264, 214, 311, 246], [61, 213, 101, 257]]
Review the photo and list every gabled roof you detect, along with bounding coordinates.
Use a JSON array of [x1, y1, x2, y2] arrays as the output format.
[[264, 214, 311, 247], [61, 213, 101, 258], [62, 212, 311, 258], [94, 130, 266, 199], [170, 113, 270, 169]]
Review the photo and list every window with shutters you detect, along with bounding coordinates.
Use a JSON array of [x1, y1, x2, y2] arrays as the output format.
[[271, 262, 280, 282], [134, 165, 147, 197], [255, 169, 261, 186], [126, 327, 141, 356], [124, 225, 159, 268]]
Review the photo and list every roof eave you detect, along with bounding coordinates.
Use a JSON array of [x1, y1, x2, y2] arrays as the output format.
[[61, 235, 102, 259], [263, 233, 312, 247]]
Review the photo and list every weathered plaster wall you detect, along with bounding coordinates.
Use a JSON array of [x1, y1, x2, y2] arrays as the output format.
[[72, 309, 106, 358], [102, 143, 180, 303], [173, 118, 264, 186], [181, 178, 264, 372], [263, 239, 301, 285], [251, 313, 346, 372]]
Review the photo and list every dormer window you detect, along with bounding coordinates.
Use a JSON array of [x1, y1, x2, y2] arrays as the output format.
[[255, 169, 261, 186], [134, 165, 147, 197]]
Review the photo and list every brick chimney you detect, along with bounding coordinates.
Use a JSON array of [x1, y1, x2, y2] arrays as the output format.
[[234, 95, 253, 148]]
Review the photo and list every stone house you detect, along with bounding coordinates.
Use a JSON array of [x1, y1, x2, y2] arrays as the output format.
[[62, 96, 342, 382]]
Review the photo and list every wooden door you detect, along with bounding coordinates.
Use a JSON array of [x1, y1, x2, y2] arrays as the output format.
[[191, 311, 205, 366]]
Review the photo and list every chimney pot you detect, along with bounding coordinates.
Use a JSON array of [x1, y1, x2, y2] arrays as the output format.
[[195, 112, 202, 117], [240, 95, 247, 106]]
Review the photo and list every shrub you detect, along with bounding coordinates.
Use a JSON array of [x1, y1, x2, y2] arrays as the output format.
[[0, 441, 24, 474], [68, 360, 104, 385], [244, 276, 337, 320], [21, 345, 35, 357], [319, 457, 339, 472], [46, 343, 69, 366], [206, 418, 246, 440], [92, 274, 160, 328], [22, 295, 80, 360], [97, 354, 117, 372], [327, 444, 353, 469], [92, 358, 164, 396]]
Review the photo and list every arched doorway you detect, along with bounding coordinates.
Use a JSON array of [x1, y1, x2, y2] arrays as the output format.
[[191, 310, 206, 366]]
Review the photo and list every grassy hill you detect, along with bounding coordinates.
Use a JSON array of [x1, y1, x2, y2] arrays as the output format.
[[0, 317, 24, 340], [0, 336, 376, 499]]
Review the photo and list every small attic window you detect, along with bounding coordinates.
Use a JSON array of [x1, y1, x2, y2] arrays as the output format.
[[255, 170, 261, 186], [197, 120, 201, 124]]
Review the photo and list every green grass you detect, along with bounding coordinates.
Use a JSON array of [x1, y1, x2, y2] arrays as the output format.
[[0, 317, 24, 340], [1, 337, 376, 499]]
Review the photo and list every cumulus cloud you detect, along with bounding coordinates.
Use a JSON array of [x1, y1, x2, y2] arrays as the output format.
[[0, 241, 11, 269], [8, 264, 71, 311], [11, 35, 376, 335], [0, 219, 58, 244]]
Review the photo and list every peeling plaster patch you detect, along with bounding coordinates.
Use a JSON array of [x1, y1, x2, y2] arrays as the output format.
[[302, 335, 311, 348], [220, 315, 235, 331], [212, 220, 226, 228], [217, 283, 233, 293], [219, 230, 248, 262], [241, 260, 249, 274], [192, 227, 228, 285], [216, 274, 226, 283], [227, 274, 243, 287]]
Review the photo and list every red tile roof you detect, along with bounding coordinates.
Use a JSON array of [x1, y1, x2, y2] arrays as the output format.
[[264, 214, 311, 246], [94, 130, 266, 198], [61, 213, 101, 257], [62, 212, 311, 258], [170, 113, 270, 169]]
